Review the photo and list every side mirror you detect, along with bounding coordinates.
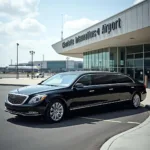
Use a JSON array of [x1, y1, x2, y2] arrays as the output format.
[[74, 83, 84, 88]]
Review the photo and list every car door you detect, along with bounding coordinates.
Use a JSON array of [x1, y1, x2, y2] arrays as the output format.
[[91, 74, 121, 104], [113, 75, 135, 101], [70, 73, 119, 109], [69, 74, 96, 109]]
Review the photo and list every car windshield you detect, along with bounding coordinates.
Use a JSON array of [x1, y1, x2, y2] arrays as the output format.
[[41, 73, 78, 87]]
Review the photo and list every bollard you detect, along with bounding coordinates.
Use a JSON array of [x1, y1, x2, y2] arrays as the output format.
[[144, 75, 148, 88]]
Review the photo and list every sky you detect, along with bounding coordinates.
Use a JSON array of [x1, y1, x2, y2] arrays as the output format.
[[0, 0, 145, 67]]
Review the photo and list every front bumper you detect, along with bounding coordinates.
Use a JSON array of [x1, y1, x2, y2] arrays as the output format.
[[5, 102, 45, 116]]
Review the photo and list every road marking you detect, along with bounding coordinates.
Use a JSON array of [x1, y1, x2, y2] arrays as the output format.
[[81, 117, 102, 121], [104, 120, 122, 123], [80, 117, 140, 125], [127, 121, 140, 125], [80, 117, 121, 123]]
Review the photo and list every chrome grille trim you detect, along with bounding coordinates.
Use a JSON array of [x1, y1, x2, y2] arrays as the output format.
[[7, 93, 29, 105]]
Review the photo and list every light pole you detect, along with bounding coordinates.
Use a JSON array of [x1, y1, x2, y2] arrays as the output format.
[[41, 54, 44, 73], [16, 43, 19, 79], [29, 51, 35, 79], [61, 14, 64, 40], [11, 59, 12, 65], [66, 57, 70, 71], [42, 54, 44, 72]]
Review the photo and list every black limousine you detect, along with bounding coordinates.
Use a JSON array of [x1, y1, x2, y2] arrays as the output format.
[[5, 71, 147, 123]]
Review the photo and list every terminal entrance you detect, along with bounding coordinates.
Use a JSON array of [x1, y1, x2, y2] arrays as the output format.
[[126, 52, 143, 82], [83, 44, 150, 84]]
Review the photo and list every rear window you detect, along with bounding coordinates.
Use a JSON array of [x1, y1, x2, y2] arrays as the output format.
[[115, 75, 133, 83]]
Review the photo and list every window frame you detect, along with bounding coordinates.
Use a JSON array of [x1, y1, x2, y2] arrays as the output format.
[[115, 75, 134, 84], [74, 74, 92, 87], [72, 73, 134, 88]]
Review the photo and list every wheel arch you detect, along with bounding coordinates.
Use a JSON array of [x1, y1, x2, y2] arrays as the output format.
[[131, 91, 141, 101], [45, 94, 68, 112]]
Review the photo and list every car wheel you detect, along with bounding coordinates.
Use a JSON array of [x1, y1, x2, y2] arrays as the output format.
[[45, 99, 65, 123], [131, 93, 141, 108]]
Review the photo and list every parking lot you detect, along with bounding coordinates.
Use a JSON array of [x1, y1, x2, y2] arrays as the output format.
[[0, 86, 149, 150]]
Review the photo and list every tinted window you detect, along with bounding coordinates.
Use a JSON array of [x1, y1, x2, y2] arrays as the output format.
[[77, 75, 92, 86], [92, 74, 118, 85], [115, 75, 133, 83], [92, 74, 109, 85], [91, 74, 132, 85]]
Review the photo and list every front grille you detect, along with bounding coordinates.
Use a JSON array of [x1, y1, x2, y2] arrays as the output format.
[[8, 94, 27, 105]]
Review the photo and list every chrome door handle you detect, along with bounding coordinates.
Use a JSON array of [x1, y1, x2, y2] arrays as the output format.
[[131, 86, 135, 89], [89, 90, 95, 93], [109, 88, 113, 91]]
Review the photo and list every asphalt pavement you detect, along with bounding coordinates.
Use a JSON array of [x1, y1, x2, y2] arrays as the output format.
[[0, 86, 149, 150]]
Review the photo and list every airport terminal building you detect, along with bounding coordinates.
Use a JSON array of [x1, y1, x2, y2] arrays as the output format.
[[52, 0, 150, 82]]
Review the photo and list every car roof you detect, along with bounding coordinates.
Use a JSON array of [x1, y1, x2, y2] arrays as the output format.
[[59, 71, 122, 76]]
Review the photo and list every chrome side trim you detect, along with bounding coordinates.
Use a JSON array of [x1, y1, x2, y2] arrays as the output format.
[[7, 93, 29, 106], [70, 99, 130, 111]]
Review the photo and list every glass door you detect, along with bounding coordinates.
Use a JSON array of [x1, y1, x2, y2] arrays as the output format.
[[126, 53, 143, 82]]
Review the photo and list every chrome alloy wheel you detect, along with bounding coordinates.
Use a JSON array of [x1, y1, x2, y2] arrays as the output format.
[[133, 94, 140, 108], [50, 102, 64, 121]]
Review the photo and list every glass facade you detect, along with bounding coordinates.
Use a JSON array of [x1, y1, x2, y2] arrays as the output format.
[[83, 44, 150, 82]]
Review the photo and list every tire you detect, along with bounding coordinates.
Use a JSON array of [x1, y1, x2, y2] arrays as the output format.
[[131, 93, 141, 108], [44, 99, 65, 123]]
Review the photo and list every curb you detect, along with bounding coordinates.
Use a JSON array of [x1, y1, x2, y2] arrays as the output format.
[[0, 84, 28, 87], [100, 105, 150, 150]]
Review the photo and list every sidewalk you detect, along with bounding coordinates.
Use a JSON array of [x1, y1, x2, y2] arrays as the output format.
[[0, 78, 46, 86], [101, 89, 150, 150]]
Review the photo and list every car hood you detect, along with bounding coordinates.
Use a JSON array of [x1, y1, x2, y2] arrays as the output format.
[[10, 85, 65, 95]]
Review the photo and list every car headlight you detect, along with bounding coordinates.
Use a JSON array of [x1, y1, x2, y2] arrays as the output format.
[[28, 95, 47, 104]]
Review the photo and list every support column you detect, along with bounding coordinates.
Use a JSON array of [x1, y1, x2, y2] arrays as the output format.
[[117, 47, 118, 72], [125, 47, 127, 74], [109, 47, 110, 72], [143, 44, 145, 83]]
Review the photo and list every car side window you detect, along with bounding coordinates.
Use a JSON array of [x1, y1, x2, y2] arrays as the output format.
[[92, 74, 108, 85], [77, 75, 92, 86], [92, 74, 117, 85], [116, 75, 133, 83]]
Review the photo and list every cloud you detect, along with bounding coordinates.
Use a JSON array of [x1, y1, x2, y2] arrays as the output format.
[[64, 18, 99, 37], [0, 0, 40, 18], [0, 18, 46, 36], [0, 37, 82, 67], [4, 38, 67, 65], [64, 18, 99, 30], [133, 0, 145, 5]]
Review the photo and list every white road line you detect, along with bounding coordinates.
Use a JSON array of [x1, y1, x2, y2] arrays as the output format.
[[104, 120, 122, 123], [81, 117, 102, 121], [80, 117, 121, 123], [127, 121, 140, 125], [80, 117, 141, 125]]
